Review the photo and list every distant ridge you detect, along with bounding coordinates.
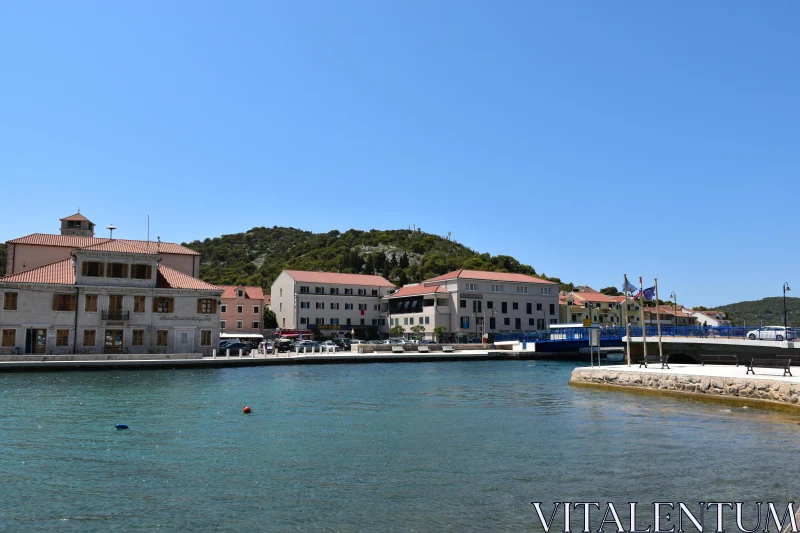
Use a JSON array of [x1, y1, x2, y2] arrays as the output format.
[[700, 296, 800, 326]]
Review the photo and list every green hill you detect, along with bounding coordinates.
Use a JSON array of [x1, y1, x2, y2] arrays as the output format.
[[701, 296, 800, 327], [182, 227, 570, 293]]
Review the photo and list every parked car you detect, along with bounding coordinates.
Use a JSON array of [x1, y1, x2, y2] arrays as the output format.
[[295, 340, 321, 351], [275, 339, 295, 353], [747, 326, 795, 341], [222, 342, 252, 355], [320, 340, 340, 352]]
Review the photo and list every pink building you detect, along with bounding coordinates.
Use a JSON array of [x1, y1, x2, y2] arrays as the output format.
[[218, 286, 267, 337]]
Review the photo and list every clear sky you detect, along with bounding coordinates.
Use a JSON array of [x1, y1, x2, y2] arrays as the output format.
[[1, 2, 798, 307]]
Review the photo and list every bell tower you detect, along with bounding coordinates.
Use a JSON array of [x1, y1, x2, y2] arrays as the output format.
[[59, 212, 96, 237]]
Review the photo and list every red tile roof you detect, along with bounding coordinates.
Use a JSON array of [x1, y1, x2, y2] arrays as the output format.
[[80, 240, 157, 254], [218, 285, 266, 300], [156, 265, 221, 291], [385, 284, 448, 298], [60, 213, 91, 222], [7, 234, 200, 256], [572, 292, 617, 304], [0, 259, 75, 284], [284, 270, 395, 287], [424, 269, 557, 285], [264, 295, 271, 305]]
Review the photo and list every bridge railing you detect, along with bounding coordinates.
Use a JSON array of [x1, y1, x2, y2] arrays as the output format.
[[493, 326, 798, 343]]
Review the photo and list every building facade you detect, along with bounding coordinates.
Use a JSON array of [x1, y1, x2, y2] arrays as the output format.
[[385, 270, 560, 341], [1, 218, 221, 356], [271, 270, 395, 338], [219, 285, 267, 336]]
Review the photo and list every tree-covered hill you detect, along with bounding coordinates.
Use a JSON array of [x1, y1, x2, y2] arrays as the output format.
[[183, 226, 570, 293], [702, 296, 800, 327]]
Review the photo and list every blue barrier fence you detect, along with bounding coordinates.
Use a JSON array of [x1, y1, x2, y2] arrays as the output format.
[[494, 326, 799, 343]]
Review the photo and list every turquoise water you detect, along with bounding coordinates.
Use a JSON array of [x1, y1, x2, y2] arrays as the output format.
[[1, 360, 798, 532]]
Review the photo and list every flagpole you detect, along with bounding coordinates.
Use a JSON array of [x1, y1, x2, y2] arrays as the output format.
[[624, 274, 631, 366], [655, 277, 663, 362], [639, 277, 647, 359]]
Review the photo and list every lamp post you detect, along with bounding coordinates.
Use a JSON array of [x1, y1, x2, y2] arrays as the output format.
[[784, 282, 791, 328], [669, 291, 677, 331]]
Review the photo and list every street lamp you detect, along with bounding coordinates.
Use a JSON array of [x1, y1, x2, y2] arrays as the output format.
[[669, 291, 677, 330], [784, 282, 791, 328]]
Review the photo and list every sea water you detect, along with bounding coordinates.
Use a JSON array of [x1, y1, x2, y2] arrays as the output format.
[[0, 360, 797, 532]]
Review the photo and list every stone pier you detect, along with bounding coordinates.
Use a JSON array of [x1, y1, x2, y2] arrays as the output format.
[[570, 364, 800, 409]]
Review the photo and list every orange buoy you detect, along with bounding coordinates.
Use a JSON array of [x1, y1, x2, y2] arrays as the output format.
[[243, 406, 251, 414]]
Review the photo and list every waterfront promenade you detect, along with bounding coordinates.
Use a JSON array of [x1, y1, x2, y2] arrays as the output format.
[[570, 363, 800, 409]]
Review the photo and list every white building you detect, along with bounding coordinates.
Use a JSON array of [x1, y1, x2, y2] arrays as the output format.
[[384, 269, 560, 342], [270, 270, 396, 338], [0, 240, 222, 356], [692, 309, 732, 327]]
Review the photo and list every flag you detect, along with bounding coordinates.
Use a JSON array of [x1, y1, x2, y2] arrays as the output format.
[[623, 280, 638, 294], [643, 286, 656, 301], [632, 290, 642, 300]]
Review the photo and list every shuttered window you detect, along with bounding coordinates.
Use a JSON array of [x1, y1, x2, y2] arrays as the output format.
[[197, 299, 215, 314], [132, 330, 144, 346], [134, 296, 146, 313], [156, 330, 168, 346], [1, 329, 15, 347], [83, 330, 96, 346], [131, 264, 152, 279], [3, 292, 18, 311], [85, 294, 98, 312], [82, 262, 104, 277], [153, 297, 174, 313], [53, 294, 76, 311], [56, 329, 70, 346], [107, 263, 128, 278], [200, 330, 211, 346]]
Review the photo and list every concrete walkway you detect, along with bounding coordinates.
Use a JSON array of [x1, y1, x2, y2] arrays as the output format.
[[588, 362, 800, 383]]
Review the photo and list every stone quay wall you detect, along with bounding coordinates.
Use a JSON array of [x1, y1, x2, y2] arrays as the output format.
[[570, 367, 800, 407]]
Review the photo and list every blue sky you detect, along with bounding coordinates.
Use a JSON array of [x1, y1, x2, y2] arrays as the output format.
[[1, 2, 798, 307]]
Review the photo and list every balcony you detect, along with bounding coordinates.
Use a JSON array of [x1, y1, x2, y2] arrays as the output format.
[[102, 310, 130, 322]]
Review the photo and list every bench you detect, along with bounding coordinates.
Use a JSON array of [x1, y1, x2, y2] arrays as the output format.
[[391, 345, 405, 354], [638, 354, 669, 369], [700, 354, 739, 366], [417, 345, 430, 353], [442, 345, 455, 353], [747, 358, 792, 376]]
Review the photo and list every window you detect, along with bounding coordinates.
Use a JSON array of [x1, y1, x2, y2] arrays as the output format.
[[472, 300, 482, 313], [221, 320, 227, 330], [330, 288, 339, 295], [491, 284, 504, 292], [331, 318, 339, 325], [3, 292, 18, 310], [53, 294, 76, 311], [487, 300, 493, 309], [537, 318, 545, 330], [83, 329, 96, 346], [372, 319, 378, 326], [358, 289, 366, 296], [236, 321, 243, 329], [371, 290, 378, 296], [300, 286, 309, 294], [82, 261, 104, 277], [409, 317, 414, 325], [300, 317, 307, 324], [503, 317, 510, 326], [425, 317, 430, 325], [517, 286, 528, 294], [541, 287, 552, 295], [489, 317, 496, 329], [154, 297, 173, 313], [107, 263, 128, 278], [501, 302, 508, 313], [571, 314, 577, 322], [346, 318, 351, 325], [131, 264, 152, 279], [201, 330, 211, 346], [279, 289, 282, 297], [198, 299, 215, 314], [550, 304, 556, 315], [536, 303, 542, 311], [315, 287, 324, 294], [526, 303, 532, 314], [529, 318, 535, 326], [56, 329, 69, 347], [360, 319, 365, 325], [253, 305, 259, 314], [237, 290, 244, 297], [300, 302, 310, 309], [252, 321, 259, 329], [374, 304, 379, 310], [237, 305, 243, 314], [2, 329, 16, 347], [403, 317, 408, 325], [157, 330, 168, 346], [134, 296, 146, 313], [512, 302, 519, 310], [345, 288, 353, 295], [460, 300, 466, 308], [316, 302, 325, 309], [358, 304, 367, 311], [316, 318, 324, 325], [461, 316, 470, 329], [331, 303, 340, 310], [345, 303, 353, 310], [515, 318, 521, 329], [466, 283, 479, 291], [85, 294, 98, 312]]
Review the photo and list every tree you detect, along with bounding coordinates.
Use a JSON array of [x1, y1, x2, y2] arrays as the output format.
[[600, 286, 622, 297], [390, 325, 405, 338], [433, 326, 447, 343], [399, 252, 410, 269], [263, 307, 278, 329], [410, 325, 426, 341]]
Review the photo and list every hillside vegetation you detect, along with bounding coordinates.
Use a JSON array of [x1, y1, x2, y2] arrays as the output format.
[[183, 227, 569, 293], [707, 296, 800, 327]]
